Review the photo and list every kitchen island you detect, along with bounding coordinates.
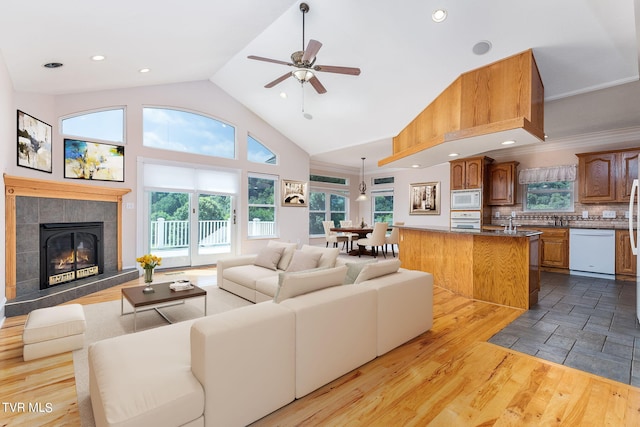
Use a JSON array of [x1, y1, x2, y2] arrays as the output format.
[[398, 225, 541, 309]]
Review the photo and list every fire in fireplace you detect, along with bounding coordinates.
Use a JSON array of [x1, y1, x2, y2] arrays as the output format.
[[39, 222, 104, 289]]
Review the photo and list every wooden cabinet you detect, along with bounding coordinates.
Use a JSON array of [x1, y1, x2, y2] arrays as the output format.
[[615, 229, 637, 276], [577, 148, 639, 203], [539, 228, 569, 269], [488, 161, 519, 205], [450, 156, 493, 190]]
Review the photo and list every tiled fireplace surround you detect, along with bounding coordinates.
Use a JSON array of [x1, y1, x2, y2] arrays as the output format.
[[4, 175, 138, 316]]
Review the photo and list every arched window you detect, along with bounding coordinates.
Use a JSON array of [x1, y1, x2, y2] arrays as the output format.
[[61, 108, 125, 143], [247, 135, 277, 164], [143, 107, 235, 159]]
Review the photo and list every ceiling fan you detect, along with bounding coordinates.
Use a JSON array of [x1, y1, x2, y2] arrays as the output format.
[[247, 2, 361, 94]]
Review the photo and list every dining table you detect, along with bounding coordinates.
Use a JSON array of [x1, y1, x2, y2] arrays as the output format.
[[330, 226, 374, 255]]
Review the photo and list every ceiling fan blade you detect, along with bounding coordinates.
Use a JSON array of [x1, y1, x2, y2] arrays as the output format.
[[308, 76, 327, 94], [302, 39, 323, 63], [314, 65, 361, 76], [265, 72, 292, 88], [248, 55, 293, 67]]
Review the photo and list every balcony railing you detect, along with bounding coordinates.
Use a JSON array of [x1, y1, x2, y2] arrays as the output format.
[[150, 219, 275, 249]]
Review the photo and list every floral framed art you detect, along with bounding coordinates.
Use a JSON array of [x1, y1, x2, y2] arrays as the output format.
[[281, 179, 308, 206], [17, 110, 53, 173], [410, 181, 441, 215], [64, 138, 125, 182]]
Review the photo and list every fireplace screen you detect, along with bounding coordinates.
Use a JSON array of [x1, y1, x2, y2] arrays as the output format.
[[40, 222, 104, 289]]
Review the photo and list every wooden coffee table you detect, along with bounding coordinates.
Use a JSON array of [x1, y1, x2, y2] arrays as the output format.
[[121, 282, 207, 331]]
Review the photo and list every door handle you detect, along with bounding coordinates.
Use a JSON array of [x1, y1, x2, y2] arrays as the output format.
[[629, 179, 638, 255], [233, 209, 237, 225]]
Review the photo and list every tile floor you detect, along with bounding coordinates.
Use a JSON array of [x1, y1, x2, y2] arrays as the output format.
[[489, 272, 640, 386]]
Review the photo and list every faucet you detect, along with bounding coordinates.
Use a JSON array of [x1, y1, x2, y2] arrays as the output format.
[[503, 216, 517, 234]]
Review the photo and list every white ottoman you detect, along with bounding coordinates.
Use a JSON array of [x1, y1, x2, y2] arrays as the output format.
[[23, 304, 86, 361]]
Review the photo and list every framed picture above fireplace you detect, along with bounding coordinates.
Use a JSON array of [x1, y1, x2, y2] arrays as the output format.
[[17, 110, 53, 173], [64, 138, 125, 182]]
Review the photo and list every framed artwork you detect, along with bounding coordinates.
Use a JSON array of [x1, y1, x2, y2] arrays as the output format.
[[410, 182, 441, 215], [281, 179, 308, 207], [64, 138, 125, 182], [17, 110, 53, 173]]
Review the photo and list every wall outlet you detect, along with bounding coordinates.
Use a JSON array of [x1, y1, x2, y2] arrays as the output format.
[[582, 210, 589, 219], [125, 202, 134, 209], [602, 210, 616, 219], [495, 212, 500, 218], [511, 211, 516, 218]]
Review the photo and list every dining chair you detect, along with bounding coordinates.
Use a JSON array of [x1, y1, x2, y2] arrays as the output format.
[[339, 220, 358, 251], [385, 222, 404, 257], [322, 220, 349, 249], [357, 222, 388, 258]]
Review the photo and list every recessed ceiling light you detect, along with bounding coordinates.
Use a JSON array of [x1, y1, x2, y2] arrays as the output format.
[[502, 140, 516, 145], [139, 68, 151, 73], [472, 40, 492, 55], [280, 92, 287, 99], [411, 164, 421, 168], [43, 62, 63, 69], [432, 9, 447, 23], [448, 153, 459, 157], [91, 55, 105, 61]]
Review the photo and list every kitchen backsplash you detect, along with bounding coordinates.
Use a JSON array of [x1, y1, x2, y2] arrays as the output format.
[[491, 202, 633, 228]]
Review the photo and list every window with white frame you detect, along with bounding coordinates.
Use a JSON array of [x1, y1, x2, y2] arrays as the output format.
[[309, 190, 349, 235], [247, 135, 277, 164], [143, 107, 235, 159], [372, 190, 394, 224], [248, 173, 277, 237], [520, 165, 576, 212], [61, 108, 125, 143]]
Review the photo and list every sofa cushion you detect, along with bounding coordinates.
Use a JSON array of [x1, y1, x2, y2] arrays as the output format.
[[300, 244, 340, 269], [254, 245, 285, 270], [223, 265, 280, 290], [344, 259, 377, 284], [354, 259, 401, 284], [286, 250, 322, 272], [267, 240, 297, 270], [255, 275, 279, 298], [274, 265, 347, 303], [89, 320, 204, 427]]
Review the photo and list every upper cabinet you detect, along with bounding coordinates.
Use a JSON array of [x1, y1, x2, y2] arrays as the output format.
[[450, 156, 493, 190], [576, 148, 639, 203], [488, 161, 519, 205]]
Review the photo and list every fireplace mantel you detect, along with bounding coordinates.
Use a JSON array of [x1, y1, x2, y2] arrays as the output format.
[[4, 174, 131, 300]]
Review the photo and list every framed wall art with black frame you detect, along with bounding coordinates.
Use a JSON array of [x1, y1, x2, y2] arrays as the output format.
[[17, 110, 53, 173], [281, 179, 308, 207], [64, 138, 125, 182], [409, 181, 441, 215]]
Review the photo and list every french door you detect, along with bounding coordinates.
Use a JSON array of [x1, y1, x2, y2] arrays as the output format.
[[147, 191, 235, 269]]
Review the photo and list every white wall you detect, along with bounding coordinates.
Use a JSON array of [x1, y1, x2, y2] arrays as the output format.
[[11, 80, 310, 271], [0, 52, 14, 322]]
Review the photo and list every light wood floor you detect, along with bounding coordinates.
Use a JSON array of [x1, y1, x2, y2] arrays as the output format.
[[2, 270, 640, 426]]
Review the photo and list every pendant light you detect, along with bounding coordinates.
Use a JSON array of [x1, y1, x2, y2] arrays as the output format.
[[356, 157, 368, 202]]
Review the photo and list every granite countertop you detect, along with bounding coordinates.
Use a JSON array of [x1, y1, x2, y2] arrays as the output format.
[[489, 221, 633, 230], [397, 225, 542, 238]]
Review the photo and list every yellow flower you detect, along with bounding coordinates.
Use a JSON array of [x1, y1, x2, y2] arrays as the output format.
[[136, 254, 162, 269]]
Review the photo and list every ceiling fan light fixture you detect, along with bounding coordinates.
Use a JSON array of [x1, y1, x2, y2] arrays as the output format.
[[292, 68, 314, 82]]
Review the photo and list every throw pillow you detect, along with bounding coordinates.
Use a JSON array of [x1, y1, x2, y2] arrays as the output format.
[[343, 259, 377, 284], [300, 244, 340, 269], [267, 240, 298, 270], [254, 245, 285, 271], [273, 265, 347, 303], [354, 259, 401, 284], [286, 250, 322, 272]]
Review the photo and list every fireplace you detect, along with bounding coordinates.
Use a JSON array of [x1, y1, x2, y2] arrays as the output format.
[[40, 222, 104, 289]]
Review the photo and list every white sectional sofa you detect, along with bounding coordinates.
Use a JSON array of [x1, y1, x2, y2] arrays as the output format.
[[89, 245, 433, 427]]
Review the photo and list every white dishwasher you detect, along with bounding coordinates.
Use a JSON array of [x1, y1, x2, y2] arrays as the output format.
[[569, 228, 616, 277]]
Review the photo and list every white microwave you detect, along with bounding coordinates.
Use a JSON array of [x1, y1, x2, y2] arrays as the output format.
[[451, 189, 482, 210]]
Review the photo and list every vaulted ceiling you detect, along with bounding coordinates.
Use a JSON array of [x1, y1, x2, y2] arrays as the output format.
[[1, 0, 639, 169]]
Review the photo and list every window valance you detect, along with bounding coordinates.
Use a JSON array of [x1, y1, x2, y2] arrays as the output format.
[[518, 164, 577, 184]]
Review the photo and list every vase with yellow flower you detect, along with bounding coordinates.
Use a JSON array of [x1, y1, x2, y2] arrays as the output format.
[[136, 253, 162, 294]]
